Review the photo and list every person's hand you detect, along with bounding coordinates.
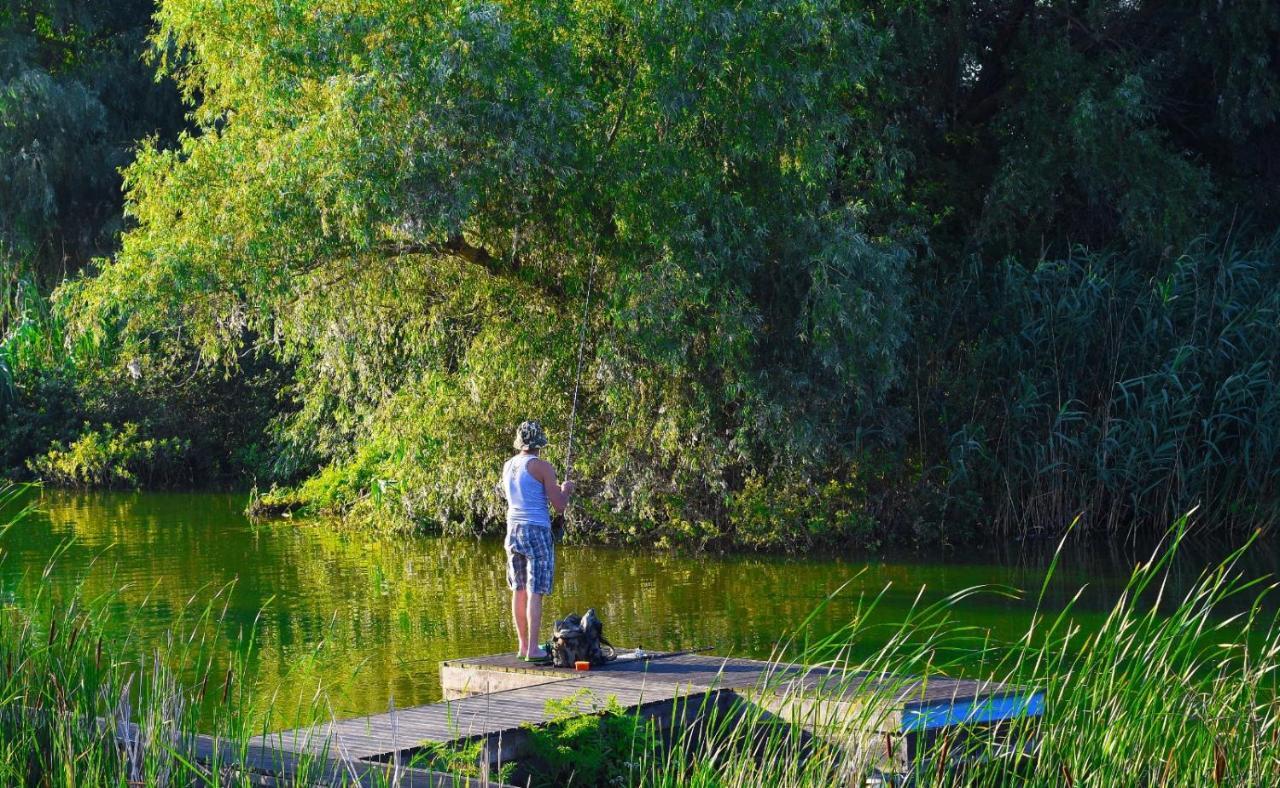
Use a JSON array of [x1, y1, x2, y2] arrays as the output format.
[[561, 480, 576, 496]]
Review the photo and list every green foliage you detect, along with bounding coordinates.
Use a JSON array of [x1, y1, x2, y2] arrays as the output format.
[[635, 523, 1280, 786], [2, 260, 287, 486], [926, 235, 1280, 535], [0, 369, 81, 479], [55, 0, 908, 536], [523, 690, 659, 788], [0, 268, 64, 384], [728, 473, 878, 552], [0, 0, 184, 286], [412, 739, 516, 783], [0, 1, 268, 491], [862, 0, 1280, 256], [28, 421, 191, 488], [4, 0, 1278, 544], [0, 268, 82, 477]]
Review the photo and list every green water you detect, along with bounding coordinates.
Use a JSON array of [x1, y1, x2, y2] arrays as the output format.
[[1, 490, 1269, 729]]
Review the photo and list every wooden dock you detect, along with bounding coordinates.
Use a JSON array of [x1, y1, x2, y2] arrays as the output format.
[[233, 649, 1042, 784]]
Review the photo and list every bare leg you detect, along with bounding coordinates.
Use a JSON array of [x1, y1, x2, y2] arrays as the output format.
[[526, 593, 545, 657], [511, 589, 528, 657]]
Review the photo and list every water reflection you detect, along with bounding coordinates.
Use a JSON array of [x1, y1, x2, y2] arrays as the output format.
[[0, 490, 1269, 728]]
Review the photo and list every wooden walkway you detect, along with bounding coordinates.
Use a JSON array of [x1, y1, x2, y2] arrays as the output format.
[[254, 673, 699, 762], [240, 649, 1042, 781], [109, 719, 499, 787]]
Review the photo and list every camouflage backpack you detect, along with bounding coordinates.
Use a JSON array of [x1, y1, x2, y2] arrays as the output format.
[[550, 608, 616, 668]]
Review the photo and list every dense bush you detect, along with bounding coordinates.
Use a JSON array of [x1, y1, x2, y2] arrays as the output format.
[[3, 262, 287, 487], [728, 474, 879, 552], [523, 691, 660, 788], [28, 422, 191, 488], [0, 0, 184, 288], [1, 269, 83, 478], [0, 1, 273, 490]]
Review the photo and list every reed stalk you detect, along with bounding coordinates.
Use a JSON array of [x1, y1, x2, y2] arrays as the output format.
[[4, 487, 1277, 786]]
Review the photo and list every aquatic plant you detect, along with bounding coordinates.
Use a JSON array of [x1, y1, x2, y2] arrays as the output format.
[[6, 482, 1280, 786], [27, 421, 192, 488], [520, 690, 660, 788], [0, 484, 416, 786], [632, 517, 1280, 785]]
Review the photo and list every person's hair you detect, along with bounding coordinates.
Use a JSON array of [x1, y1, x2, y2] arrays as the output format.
[[513, 420, 548, 450]]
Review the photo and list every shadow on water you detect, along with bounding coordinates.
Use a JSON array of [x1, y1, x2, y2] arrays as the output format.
[[0, 489, 1273, 728]]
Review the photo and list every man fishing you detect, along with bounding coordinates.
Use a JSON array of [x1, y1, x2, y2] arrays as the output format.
[[498, 421, 575, 661]]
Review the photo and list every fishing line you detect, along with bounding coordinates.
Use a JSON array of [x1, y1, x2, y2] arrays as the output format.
[[563, 258, 596, 484]]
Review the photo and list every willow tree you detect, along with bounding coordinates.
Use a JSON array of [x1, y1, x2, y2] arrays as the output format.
[[63, 1, 907, 538]]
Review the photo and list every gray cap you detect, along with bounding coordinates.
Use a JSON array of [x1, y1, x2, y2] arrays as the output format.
[[513, 420, 549, 450]]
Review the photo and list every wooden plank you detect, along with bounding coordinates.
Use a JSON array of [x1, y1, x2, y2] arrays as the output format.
[[248, 649, 1040, 782], [191, 733, 516, 787], [258, 673, 693, 762], [441, 663, 577, 700], [262, 675, 606, 762], [104, 720, 513, 788]]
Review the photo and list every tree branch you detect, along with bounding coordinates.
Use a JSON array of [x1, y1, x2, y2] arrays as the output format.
[[373, 234, 566, 299], [375, 234, 513, 275]]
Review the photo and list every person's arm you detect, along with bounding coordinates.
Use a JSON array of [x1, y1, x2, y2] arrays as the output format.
[[495, 463, 507, 501], [529, 459, 575, 514]]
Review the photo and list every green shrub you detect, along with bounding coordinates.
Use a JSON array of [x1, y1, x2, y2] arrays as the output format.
[[728, 473, 877, 552], [28, 422, 191, 489], [523, 690, 660, 788], [0, 371, 82, 480], [3, 263, 284, 489], [247, 440, 399, 522], [411, 739, 515, 783]]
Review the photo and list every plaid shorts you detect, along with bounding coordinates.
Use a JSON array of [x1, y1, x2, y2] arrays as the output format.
[[505, 521, 555, 595]]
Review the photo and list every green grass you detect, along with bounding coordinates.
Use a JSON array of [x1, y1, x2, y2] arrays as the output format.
[[1, 485, 295, 785], [0, 483, 463, 786], [4, 488, 1278, 786], [630, 515, 1280, 786]]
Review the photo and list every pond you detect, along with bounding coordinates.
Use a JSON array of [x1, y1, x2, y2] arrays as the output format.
[[0, 490, 1269, 729]]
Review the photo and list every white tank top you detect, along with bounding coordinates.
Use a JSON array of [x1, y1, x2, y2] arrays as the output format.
[[502, 454, 552, 527]]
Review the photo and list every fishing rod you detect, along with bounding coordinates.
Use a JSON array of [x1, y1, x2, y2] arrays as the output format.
[[399, 646, 717, 675], [552, 257, 596, 540], [611, 645, 716, 663], [562, 257, 595, 486]]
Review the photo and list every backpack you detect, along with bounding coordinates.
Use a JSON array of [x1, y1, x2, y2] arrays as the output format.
[[550, 608, 616, 668]]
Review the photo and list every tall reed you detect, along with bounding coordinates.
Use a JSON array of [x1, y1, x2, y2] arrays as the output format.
[[6, 486, 1278, 785], [936, 233, 1280, 538], [634, 516, 1280, 785], [1, 268, 65, 388], [0, 484, 356, 786]]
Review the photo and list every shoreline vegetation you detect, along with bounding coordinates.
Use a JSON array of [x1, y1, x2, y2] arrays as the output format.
[[12, 226, 1280, 554], [3, 1, 1278, 552], [4, 489, 1280, 785]]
